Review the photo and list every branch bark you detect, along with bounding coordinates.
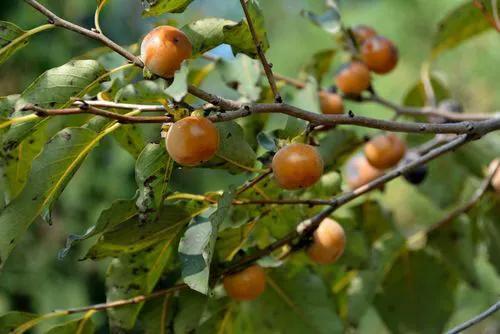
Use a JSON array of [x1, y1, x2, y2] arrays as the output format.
[[446, 300, 500, 334]]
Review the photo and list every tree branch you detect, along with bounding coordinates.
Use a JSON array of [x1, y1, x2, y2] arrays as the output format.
[[208, 103, 500, 136], [446, 300, 500, 334], [239, 0, 281, 102], [23, 104, 170, 124]]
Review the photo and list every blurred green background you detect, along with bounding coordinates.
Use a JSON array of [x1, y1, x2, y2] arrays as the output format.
[[0, 0, 499, 333]]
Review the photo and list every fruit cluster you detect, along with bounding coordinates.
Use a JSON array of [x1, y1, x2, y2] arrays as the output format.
[[142, 24, 422, 302]]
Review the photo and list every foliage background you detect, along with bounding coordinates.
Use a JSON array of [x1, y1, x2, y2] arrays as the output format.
[[0, 0, 499, 333]]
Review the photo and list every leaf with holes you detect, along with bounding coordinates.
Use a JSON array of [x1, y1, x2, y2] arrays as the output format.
[[141, 0, 195, 17], [179, 188, 235, 294]]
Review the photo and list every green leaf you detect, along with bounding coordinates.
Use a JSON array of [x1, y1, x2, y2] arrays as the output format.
[[347, 233, 405, 325], [135, 143, 173, 224], [374, 250, 458, 334], [0, 94, 19, 118], [112, 124, 146, 158], [318, 129, 362, 168], [142, 0, 195, 17], [45, 317, 95, 334], [0, 127, 107, 269], [179, 188, 235, 294], [115, 80, 167, 103], [59, 199, 138, 258], [85, 202, 208, 259], [173, 290, 208, 333], [428, 216, 479, 287], [233, 266, 343, 334], [165, 63, 189, 102], [0, 21, 28, 65], [182, 1, 269, 58], [431, 1, 495, 58], [303, 49, 337, 84], [106, 239, 176, 330], [301, 1, 342, 34], [480, 195, 500, 275], [204, 121, 257, 173], [3, 60, 108, 152], [403, 75, 450, 107], [0, 311, 38, 334], [454, 132, 500, 177], [284, 78, 319, 138], [216, 54, 262, 101], [133, 296, 173, 334]]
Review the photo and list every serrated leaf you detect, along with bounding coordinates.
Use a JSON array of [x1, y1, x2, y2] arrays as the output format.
[[403, 75, 450, 107], [106, 239, 177, 330], [45, 317, 95, 334], [182, 1, 269, 58], [0, 311, 38, 334], [233, 266, 343, 334], [375, 250, 458, 334], [203, 121, 257, 173], [2, 60, 108, 152], [0, 21, 28, 65], [179, 188, 235, 294], [431, 1, 495, 58], [141, 0, 195, 17], [59, 199, 138, 258], [301, 1, 342, 34], [0, 127, 111, 269], [216, 54, 261, 101], [85, 202, 208, 259], [135, 143, 173, 224]]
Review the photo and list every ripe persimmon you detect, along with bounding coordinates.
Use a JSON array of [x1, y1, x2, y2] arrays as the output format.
[[223, 265, 266, 301], [166, 116, 219, 166], [307, 218, 346, 264], [272, 143, 324, 190], [361, 36, 398, 74], [335, 62, 371, 95], [141, 26, 192, 78], [364, 134, 406, 169], [319, 91, 344, 115], [352, 25, 377, 45]]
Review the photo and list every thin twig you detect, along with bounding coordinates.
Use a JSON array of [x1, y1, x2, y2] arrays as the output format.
[[446, 300, 500, 334], [239, 0, 281, 102], [429, 158, 500, 231], [76, 100, 166, 112], [236, 170, 272, 195], [23, 104, 170, 124]]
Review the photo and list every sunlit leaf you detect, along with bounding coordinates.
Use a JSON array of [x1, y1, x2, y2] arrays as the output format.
[[141, 0, 195, 17]]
